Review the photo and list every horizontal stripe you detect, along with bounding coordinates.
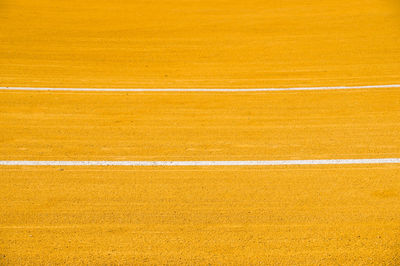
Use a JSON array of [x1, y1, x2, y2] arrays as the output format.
[[0, 84, 400, 92], [0, 158, 399, 166]]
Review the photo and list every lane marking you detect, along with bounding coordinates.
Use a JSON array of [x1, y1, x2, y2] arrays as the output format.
[[0, 158, 399, 166], [0, 84, 400, 92]]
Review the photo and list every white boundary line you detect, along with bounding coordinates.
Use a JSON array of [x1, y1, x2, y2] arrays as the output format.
[[0, 84, 399, 92], [0, 158, 399, 166]]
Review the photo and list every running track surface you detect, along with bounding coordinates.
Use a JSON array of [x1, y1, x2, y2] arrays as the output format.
[[1, 0, 400, 264]]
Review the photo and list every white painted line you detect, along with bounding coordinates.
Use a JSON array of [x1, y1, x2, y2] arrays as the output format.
[[0, 158, 399, 166], [0, 84, 399, 92]]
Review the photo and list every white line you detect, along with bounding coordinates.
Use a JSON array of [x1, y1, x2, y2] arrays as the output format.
[[0, 158, 399, 166], [0, 84, 399, 92]]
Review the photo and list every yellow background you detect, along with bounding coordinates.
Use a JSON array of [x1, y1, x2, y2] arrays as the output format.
[[1, 0, 400, 264], [1, 0, 400, 88]]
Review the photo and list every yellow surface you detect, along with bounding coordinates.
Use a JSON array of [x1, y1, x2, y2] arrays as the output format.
[[0, 0, 400, 88], [1, 165, 400, 264], [1, 88, 400, 264], [1, 0, 400, 264], [0, 88, 399, 161]]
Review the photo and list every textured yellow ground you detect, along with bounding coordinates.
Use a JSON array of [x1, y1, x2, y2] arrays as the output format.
[[1, 89, 400, 264], [0, 0, 400, 88], [1, 165, 400, 264], [1, 0, 400, 265], [1, 88, 400, 161]]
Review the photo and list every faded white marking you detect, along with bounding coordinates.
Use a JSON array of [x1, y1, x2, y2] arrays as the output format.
[[0, 158, 399, 166], [0, 84, 399, 92]]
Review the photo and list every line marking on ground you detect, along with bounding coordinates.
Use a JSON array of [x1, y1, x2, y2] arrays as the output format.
[[0, 158, 399, 166], [0, 84, 400, 92]]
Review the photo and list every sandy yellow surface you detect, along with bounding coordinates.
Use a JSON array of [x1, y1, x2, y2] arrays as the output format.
[[1, 165, 400, 264], [0, 88, 400, 264], [1, 0, 400, 264], [1, 88, 399, 161], [0, 0, 400, 88]]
